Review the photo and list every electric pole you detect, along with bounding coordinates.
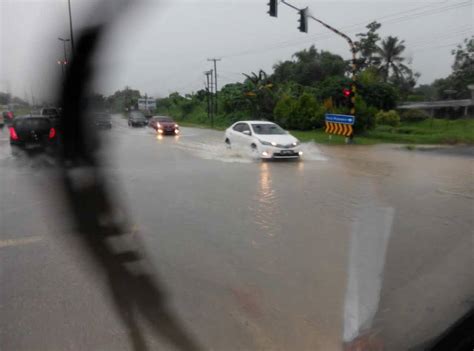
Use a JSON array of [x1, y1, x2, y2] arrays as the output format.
[[68, 0, 75, 52], [207, 58, 221, 115], [204, 71, 212, 126], [209, 69, 214, 128], [58, 38, 70, 63]]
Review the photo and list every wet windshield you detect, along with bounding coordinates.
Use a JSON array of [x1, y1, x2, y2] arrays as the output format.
[[14, 118, 50, 129], [0, 1, 472, 351], [251, 123, 286, 135], [157, 117, 173, 122]]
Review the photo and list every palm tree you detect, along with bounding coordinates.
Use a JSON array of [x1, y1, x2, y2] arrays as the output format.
[[376, 36, 410, 82]]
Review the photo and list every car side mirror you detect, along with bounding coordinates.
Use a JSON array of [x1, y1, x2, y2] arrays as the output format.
[[242, 130, 251, 136]]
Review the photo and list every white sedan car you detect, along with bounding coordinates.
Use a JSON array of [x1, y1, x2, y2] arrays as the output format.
[[225, 120, 302, 159]]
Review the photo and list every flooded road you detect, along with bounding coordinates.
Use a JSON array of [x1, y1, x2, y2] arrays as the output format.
[[0, 117, 472, 350]]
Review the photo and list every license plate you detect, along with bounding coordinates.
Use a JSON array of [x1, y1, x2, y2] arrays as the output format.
[[280, 150, 293, 155], [26, 143, 41, 149]]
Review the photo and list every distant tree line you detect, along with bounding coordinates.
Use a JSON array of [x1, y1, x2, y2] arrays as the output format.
[[92, 24, 474, 132]]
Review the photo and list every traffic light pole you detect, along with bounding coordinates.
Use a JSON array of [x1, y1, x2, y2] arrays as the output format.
[[271, 0, 357, 139], [307, 15, 357, 118]]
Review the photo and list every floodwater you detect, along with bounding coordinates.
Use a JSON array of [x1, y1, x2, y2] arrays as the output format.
[[0, 117, 472, 350]]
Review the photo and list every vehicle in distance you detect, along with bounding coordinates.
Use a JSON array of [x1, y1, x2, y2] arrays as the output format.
[[148, 116, 180, 135], [128, 111, 148, 127], [9, 115, 57, 155], [2, 111, 15, 124], [0, 112, 4, 128], [40, 107, 61, 126], [93, 112, 112, 129], [225, 121, 302, 159]]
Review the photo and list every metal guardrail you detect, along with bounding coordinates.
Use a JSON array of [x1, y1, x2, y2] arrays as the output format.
[[398, 99, 474, 109]]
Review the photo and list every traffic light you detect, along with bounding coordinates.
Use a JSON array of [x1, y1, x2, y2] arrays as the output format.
[[268, 0, 277, 17], [298, 8, 308, 33]]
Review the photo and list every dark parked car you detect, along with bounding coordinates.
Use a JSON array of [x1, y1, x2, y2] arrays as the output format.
[[3, 111, 15, 124], [94, 112, 112, 129], [148, 116, 180, 135], [128, 111, 147, 127], [9, 115, 57, 155], [40, 107, 61, 126]]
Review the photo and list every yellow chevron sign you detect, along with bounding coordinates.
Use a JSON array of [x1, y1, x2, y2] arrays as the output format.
[[325, 122, 353, 137]]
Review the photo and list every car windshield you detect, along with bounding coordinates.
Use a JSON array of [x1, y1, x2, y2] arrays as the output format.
[[251, 123, 286, 135], [42, 109, 57, 115], [157, 117, 173, 122], [1, 1, 472, 351], [132, 113, 145, 119], [14, 118, 50, 129]]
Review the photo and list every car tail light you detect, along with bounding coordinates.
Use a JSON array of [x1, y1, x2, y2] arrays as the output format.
[[49, 127, 56, 139], [9, 127, 19, 140]]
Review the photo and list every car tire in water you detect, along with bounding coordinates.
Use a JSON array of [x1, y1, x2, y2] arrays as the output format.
[[225, 138, 231, 149]]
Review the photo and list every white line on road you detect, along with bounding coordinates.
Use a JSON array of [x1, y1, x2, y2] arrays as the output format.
[[0, 236, 43, 249]]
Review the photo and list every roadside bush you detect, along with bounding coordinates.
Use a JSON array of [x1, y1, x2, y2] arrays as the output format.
[[354, 96, 377, 132], [400, 109, 430, 122], [376, 110, 400, 127]]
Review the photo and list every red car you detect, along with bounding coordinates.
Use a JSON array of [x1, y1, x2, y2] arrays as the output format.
[[148, 116, 179, 135]]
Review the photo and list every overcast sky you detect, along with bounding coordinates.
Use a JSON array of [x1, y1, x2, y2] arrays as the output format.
[[1, 0, 472, 102]]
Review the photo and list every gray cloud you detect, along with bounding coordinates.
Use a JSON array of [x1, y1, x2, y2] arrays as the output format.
[[1, 0, 472, 102]]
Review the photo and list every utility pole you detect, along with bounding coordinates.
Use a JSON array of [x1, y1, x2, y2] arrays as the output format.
[[57, 59, 66, 80], [207, 58, 221, 115], [209, 69, 214, 128], [204, 71, 212, 126], [58, 37, 70, 64], [67, 0, 75, 52]]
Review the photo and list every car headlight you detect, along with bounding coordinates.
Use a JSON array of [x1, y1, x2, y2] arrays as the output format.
[[292, 141, 300, 146]]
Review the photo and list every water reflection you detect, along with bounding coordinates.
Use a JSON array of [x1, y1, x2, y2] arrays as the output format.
[[253, 162, 281, 237], [155, 134, 180, 142]]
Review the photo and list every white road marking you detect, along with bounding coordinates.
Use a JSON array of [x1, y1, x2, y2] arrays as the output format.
[[343, 206, 394, 342]]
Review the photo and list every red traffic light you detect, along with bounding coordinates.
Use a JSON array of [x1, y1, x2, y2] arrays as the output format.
[[343, 88, 351, 97]]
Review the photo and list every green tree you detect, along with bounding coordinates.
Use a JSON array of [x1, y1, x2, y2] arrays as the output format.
[[106, 86, 141, 112], [273, 95, 298, 129], [272, 46, 347, 86], [376, 36, 410, 82], [243, 70, 277, 119], [354, 21, 382, 70], [449, 37, 474, 98]]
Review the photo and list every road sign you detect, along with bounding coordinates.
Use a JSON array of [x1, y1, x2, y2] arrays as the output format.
[[325, 114, 355, 125], [325, 114, 355, 137]]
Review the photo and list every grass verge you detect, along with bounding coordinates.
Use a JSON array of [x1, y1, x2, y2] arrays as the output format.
[[169, 116, 474, 146]]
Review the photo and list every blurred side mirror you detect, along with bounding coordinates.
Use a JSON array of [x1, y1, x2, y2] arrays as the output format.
[[242, 130, 251, 136]]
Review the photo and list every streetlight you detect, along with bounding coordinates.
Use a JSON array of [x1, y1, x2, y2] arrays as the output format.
[[57, 59, 66, 79], [67, 0, 74, 52], [58, 37, 70, 64]]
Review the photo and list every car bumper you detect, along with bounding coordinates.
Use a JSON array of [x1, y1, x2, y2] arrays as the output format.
[[157, 128, 179, 135], [258, 146, 302, 159]]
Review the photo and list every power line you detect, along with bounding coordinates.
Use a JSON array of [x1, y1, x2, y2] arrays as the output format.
[[221, 0, 470, 60]]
